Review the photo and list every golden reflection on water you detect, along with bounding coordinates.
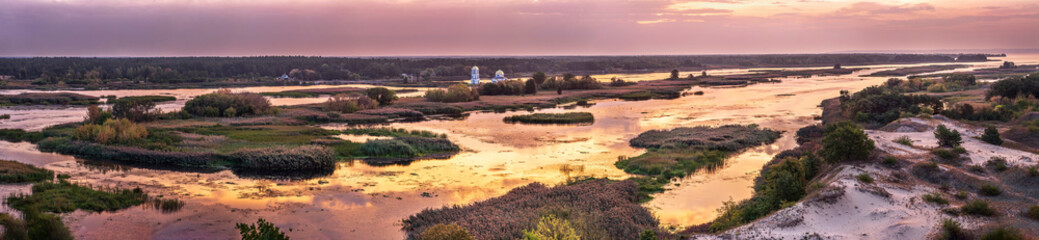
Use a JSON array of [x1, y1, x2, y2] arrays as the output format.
[[5, 59, 1034, 238]]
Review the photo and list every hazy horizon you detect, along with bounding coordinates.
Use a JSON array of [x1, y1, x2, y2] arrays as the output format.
[[2, 0, 1039, 56]]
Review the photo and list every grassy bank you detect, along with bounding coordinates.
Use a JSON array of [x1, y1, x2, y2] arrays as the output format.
[[0, 160, 54, 183], [503, 112, 594, 124], [0, 92, 99, 106]]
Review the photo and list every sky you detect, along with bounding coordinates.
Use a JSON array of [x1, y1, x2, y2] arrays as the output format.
[[1, 0, 1037, 56]]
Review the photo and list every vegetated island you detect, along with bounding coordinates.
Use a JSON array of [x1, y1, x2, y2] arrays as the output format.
[[618, 125, 782, 201], [0, 92, 99, 106], [503, 112, 594, 124], [863, 64, 968, 77]]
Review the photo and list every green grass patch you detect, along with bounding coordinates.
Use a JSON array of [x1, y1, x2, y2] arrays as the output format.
[[856, 173, 874, 184], [116, 95, 177, 103], [503, 112, 594, 124], [922, 193, 949, 205], [961, 200, 997, 216], [0, 160, 53, 183], [978, 184, 1002, 196]]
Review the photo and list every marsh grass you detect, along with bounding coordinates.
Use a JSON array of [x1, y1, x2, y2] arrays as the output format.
[[6, 180, 148, 213], [340, 128, 446, 138], [0, 160, 53, 183], [151, 198, 185, 213], [503, 112, 594, 124]]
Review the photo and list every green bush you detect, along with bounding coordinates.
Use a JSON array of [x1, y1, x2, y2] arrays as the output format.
[[981, 126, 1002, 145], [961, 200, 996, 216], [1026, 205, 1039, 221], [366, 87, 398, 105], [934, 125, 962, 147], [882, 156, 898, 166], [935, 219, 971, 240], [978, 184, 1001, 196], [986, 157, 1008, 172], [819, 122, 875, 163], [709, 156, 815, 232], [421, 223, 474, 240], [236, 218, 290, 240], [932, 148, 959, 160], [894, 136, 913, 146], [856, 173, 874, 183], [922, 193, 948, 205], [979, 226, 1025, 240]]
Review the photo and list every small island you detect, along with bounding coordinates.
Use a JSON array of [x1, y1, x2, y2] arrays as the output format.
[[503, 112, 594, 124]]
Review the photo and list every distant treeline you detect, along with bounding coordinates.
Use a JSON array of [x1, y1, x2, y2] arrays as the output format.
[[0, 54, 980, 85]]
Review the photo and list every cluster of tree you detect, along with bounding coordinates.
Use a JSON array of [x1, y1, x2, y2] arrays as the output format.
[[477, 80, 528, 96], [939, 103, 1012, 122], [74, 118, 149, 145], [986, 73, 1039, 101], [840, 85, 943, 124], [182, 89, 274, 117], [425, 84, 479, 103], [323, 94, 380, 113], [0, 54, 963, 84], [540, 74, 602, 91]]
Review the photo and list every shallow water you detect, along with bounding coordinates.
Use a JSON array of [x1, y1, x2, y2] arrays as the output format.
[[0, 57, 1035, 239]]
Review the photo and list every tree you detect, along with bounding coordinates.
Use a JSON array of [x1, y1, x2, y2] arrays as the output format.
[[236, 218, 290, 240], [366, 87, 398, 105], [523, 215, 580, 240], [532, 71, 548, 85], [111, 98, 156, 122], [934, 125, 962, 147], [669, 69, 679, 80], [981, 126, 1002, 146], [524, 79, 538, 95], [833, 63, 842, 69], [818, 122, 875, 163]]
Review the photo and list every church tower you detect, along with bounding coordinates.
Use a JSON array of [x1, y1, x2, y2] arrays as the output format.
[[470, 66, 480, 85]]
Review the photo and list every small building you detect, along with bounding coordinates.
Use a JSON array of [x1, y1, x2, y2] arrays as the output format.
[[470, 66, 480, 85], [491, 70, 508, 83], [277, 74, 290, 80]]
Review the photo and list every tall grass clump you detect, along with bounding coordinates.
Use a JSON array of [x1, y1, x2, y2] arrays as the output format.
[[922, 193, 949, 205], [74, 118, 148, 145], [503, 112, 594, 124], [979, 226, 1026, 240], [978, 184, 1002, 196], [359, 137, 459, 158], [230, 145, 335, 170], [895, 136, 913, 146]]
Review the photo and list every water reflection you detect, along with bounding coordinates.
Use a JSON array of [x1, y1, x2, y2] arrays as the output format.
[[0, 58, 1033, 239]]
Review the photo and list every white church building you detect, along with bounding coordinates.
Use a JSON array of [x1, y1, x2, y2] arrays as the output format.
[[469, 66, 508, 85]]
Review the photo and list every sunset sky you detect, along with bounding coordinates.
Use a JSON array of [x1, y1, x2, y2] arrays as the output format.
[[1, 0, 1037, 56]]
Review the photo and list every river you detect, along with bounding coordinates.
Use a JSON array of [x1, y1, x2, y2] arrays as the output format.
[[0, 54, 1035, 239]]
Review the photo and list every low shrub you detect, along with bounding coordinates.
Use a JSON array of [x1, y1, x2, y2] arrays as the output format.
[[922, 193, 948, 205], [932, 148, 959, 161], [1026, 205, 1039, 221], [856, 173, 874, 184], [981, 126, 1002, 145], [882, 156, 899, 166], [236, 218, 290, 240], [985, 157, 1008, 172], [503, 112, 594, 124], [523, 215, 580, 240], [978, 184, 1001, 196], [961, 200, 996, 216], [361, 139, 418, 157], [979, 226, 1025, 240], [229, 145, 336, 170], [1029, 166, 1039, 177], [935, 125, 962, 147], [935, 219, 971, 240], [894, 136, 913, 146]]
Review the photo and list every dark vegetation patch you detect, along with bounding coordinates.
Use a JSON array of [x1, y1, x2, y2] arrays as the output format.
[[838, 85, 942, 125], [628, 125, 781, 150], [340, 128, 446, 138], [358, 136, 460, 160], [0, 92, 99, 106], [7, 180, 147, 213], [260, 87, 365, 98], [182, 89, 275, 117], [116, 95, 177, 103], [503, 112, 594, 124], [0, 160, 54, 183], [864, 64, 968, 77], [229, 145, 335, 171], [402, 179, 660, 240]]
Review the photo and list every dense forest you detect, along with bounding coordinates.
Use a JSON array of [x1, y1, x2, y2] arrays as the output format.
[[0, 54, 982, 86]]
